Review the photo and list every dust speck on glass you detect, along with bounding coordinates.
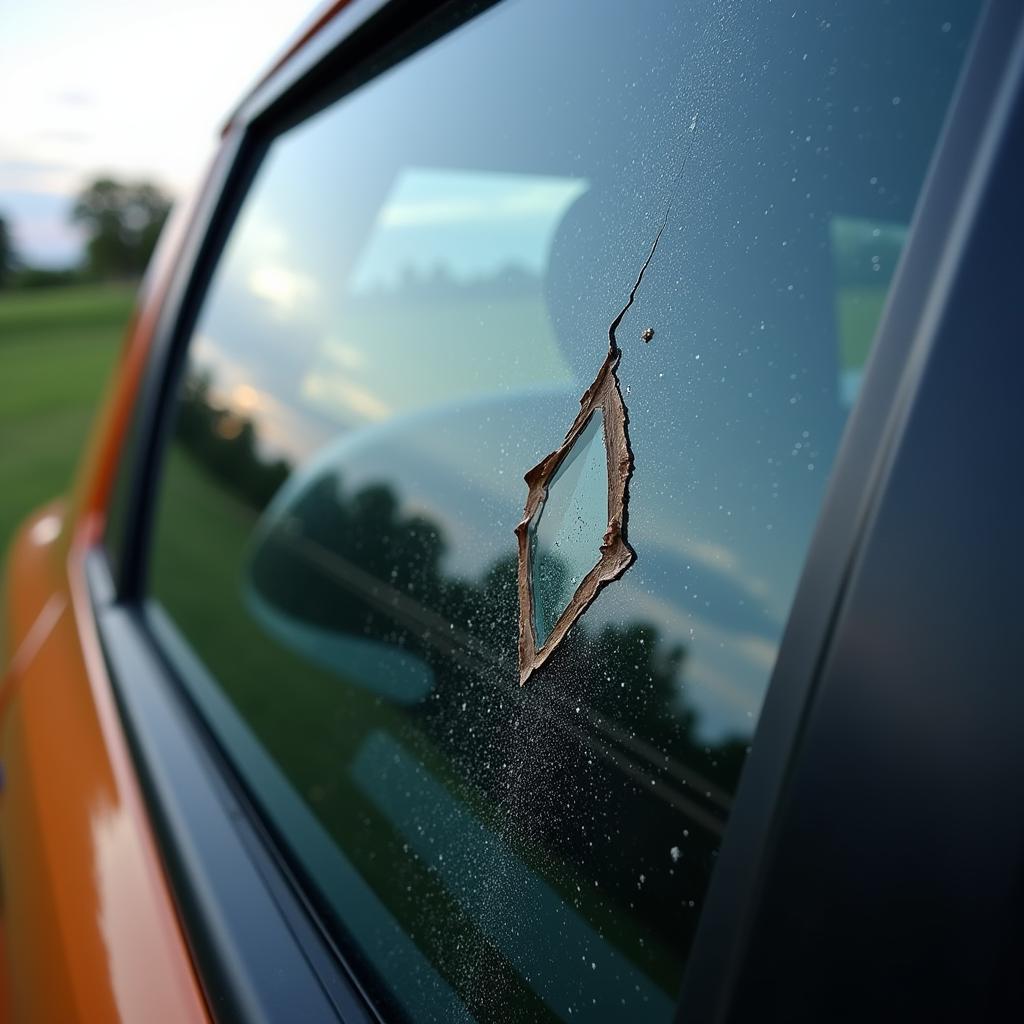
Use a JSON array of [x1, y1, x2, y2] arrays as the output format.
[[146, 1, 979, 1020]]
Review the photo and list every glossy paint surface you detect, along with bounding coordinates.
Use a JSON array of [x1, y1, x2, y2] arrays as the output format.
[[0, 154, 213, 1024]]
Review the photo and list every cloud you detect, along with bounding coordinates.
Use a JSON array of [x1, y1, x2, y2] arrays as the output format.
[[633, 526, 784, 624], [248, 264, 317, 314], [0, 157, 74, 176], [0, 0, 316, 235], [36, 130, 93, 145], [0, 153, 81, 194], [303, 373, 392, 423]]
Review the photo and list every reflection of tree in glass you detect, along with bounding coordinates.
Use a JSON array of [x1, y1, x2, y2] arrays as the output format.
[[176, 373, 290, 507], [177, 374, 751, 996]]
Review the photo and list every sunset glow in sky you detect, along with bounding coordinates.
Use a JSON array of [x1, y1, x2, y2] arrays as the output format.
[[0, 0, 315, 266]]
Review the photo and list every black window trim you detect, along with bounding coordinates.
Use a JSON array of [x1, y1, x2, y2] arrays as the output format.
[[677, 2, 1024, 1019], [91, 554, 381, 1023], [85, 0, 1024, 1021]]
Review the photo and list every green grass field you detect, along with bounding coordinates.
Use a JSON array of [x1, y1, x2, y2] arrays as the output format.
[[0, 284, 135, 557]]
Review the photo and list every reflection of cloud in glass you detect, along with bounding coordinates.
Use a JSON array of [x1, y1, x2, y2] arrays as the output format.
[[321, 338, 365, 370], [625, 585, 775, 727], [633, 527, 782, 624], [379, 179, 584, 226], [734, 634, 777, 673], [298, 168, 581, 429], [189, 334, 333, 463], [303, 373, 392, 423], [192, 166, 584, 442], [231, 384, 265, 413], [350, 167, 587, 293], [248, 264, 317, 314]]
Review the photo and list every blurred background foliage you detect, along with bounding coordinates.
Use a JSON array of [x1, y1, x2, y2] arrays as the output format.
[[0, 0, 311, 571], [0, 176, 162, 557]]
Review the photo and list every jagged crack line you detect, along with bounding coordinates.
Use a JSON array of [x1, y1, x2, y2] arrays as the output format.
[[607, 112, 700, 353], [608, 223, 666, 352]]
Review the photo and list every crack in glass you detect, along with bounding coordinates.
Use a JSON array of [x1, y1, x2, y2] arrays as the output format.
[[514, 346, 635, 685], [516, 116, 699, 685]]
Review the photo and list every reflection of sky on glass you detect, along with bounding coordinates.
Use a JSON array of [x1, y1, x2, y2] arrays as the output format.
[[192, 166, 581, 450], [302, 168, 581, 427], [349, 168, 587, 292], [155, 2, 983, 1018], [276, 396, 785, 735], [179, 0, 978, 748]]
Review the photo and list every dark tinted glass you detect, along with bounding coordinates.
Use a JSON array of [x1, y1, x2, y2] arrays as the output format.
[[149, 2, 979, 1020]]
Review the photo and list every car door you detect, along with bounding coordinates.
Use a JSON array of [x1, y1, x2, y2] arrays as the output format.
[[88, 1, 1024, 1021]]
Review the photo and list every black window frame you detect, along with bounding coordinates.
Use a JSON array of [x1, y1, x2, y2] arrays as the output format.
[[87, 0, 1024, 1021]]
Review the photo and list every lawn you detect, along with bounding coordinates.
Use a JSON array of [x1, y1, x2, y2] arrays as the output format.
[[0, 283, 135, 556]]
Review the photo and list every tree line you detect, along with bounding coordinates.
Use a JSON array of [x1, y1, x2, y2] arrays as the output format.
[[0, 176, 171, 290]]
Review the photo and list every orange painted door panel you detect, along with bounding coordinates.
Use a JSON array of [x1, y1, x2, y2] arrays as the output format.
[[0, 510, 208, 1023]]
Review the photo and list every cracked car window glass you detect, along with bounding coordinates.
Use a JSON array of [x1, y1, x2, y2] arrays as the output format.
[[148, 2, 980, 1020], [529, 409, 609, 648]]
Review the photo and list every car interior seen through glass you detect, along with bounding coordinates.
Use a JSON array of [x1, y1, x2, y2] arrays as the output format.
[[144, 1, 980, 1021]]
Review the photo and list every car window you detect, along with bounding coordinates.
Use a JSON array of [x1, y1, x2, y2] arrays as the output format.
[[146, 1, 980, 1020]]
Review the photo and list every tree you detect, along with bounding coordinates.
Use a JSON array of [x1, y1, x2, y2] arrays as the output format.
[[0, 213, 18, 289], [71, 177, 171, 280]]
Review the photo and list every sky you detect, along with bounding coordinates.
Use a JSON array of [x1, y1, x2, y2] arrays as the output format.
[[0, 0, 317, 267]]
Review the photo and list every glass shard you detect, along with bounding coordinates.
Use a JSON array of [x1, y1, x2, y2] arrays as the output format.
[[515, 347, 635, 685], [528, 410, 608, 648]]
